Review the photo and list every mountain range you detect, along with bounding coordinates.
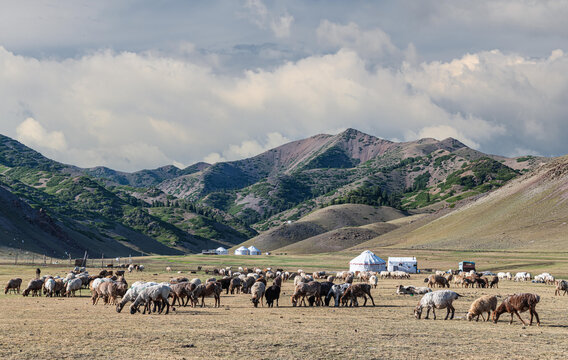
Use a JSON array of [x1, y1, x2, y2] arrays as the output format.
[[0, 128, 551, 258]]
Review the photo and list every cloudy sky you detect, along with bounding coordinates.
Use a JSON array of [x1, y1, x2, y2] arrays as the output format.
[[1, 0, 568, 171]]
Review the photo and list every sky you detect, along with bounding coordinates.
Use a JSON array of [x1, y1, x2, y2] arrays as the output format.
[[1, 0, 568, 172]]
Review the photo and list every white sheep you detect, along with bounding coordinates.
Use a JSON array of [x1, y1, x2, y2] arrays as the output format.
[[466, 295, 498, 321], [250, 281, 265, 307], [44, 278, 56, 297], [129, 284, 171, 315], [368, 275, 378, 289], [116, 281, 158, 312], [65, 278, 83, 297], [414, 290, 462, 320]]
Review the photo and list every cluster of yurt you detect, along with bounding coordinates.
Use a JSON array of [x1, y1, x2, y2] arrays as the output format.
[[234, 246, 262, 255]]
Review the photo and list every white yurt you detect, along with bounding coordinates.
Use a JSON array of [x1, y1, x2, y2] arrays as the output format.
[[248, 246, 261, 255], [215, 247, 228, 255], [235, 246, 250, 255], [387, 257, 417, 273], [349, 250, 386, 272]]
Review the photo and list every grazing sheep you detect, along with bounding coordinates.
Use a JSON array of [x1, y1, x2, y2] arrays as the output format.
[[169, 276, 189, 284], [242, 276, 256, 294], [229, 277, 243, 294], [489, 276, 499, 289], [326, 284, 350, 307], [341, 284, 375, 307], [191, 282, 221, 308], [425, 275, 450, 288], [396, 285, 432, 295], [116, 281, 158, 313], [22, 279, 44, 297], [369, 275, 378, 289], [130, 284, 172, 315], [217, 277, 232, 294], [309, 281, 334, 306], [251, 281, 266, 307], [4, 278, 22, 294], [467, 295, 498, 322], [65, 278, 83, 297], [555, 280, 568, 296], [380, 271, 390, 279], [96, 281, 119, 305], [43, 278, 56, 297], [493, 293, 540, 326], [414, 290, 462, 320], [264, 284, 280, 307], [169, 282, 191, 306], [291, 281, 322, 307]]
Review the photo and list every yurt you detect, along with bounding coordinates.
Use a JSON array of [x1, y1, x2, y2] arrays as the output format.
[[349, 250, 386, 272], [248, 246, 261, 255], [216, 247, 228, 255], [387, 257, 417, 273], [235, 246, 250, 255]]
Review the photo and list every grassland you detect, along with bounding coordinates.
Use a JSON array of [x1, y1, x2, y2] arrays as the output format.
[[1, 252, 568, 359]]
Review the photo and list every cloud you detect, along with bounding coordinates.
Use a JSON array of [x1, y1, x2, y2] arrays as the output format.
[[16, 117, 67, 152], [1, 44, 568, 172], [243, 0, 294, 38], [316, 20, 398, 61]]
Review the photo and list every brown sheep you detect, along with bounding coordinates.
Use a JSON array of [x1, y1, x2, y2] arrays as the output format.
[[555, 280, 568, 296], [425, 275, 449, 288], [466, 295, 498, 321], [341, 284, 375, 307], [191, 282, 221, 308], [169, 282, 191, 306], [489, 276, 499, 289], [229, 277, 243, 294], [291, 281, 321, 307], [22, 279, 44, 297], [493, 293, 540, 326], [4, 278, 22, 294]]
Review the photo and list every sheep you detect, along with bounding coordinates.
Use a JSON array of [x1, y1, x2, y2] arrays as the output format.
[[291, 281, 322, 307], [425, 275, 449, 288], [396, 285, 432, 295], [4, 278, 22, 294], [326, 284, 350, 307], [466, 295, 498, 322], [435, 270, 446, 276], [368, 275, 378, 289], [380, 271, 390, 279], [166, 266, 172, 272], [341, 284, 375, 307], [514, 272, 530, 282], [229, 277, 243, 294], [65, 278, 83, 297], [191, 282, 221, 308], [116, 281, 158, 312], [414, 290, 462, 320], [555, 280, 568, 296], [169, 282, 192, 306], [130, 284, 172, 315], [308, 281, 334, 306], [242, 276, 255, 294], [493, 293, 540, 326], [22, 279, 44, 297], [251, 281, 266, 307], [44, 278, 56, 297], [170, 276, 189, 284], [217, 277, 232, 294], [487, 276, 499, 288], [96, 281, 119, 305], [273, 276, 282, 288], [264, 284, 280, 307]]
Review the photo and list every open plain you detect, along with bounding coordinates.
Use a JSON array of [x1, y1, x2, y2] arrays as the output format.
[[1, 254, 568, 360]]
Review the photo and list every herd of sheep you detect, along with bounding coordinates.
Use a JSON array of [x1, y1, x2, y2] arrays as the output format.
[[4, 265, 568, 327]]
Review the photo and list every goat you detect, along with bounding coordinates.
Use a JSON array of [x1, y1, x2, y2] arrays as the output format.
[[493, 293, 540, 326]]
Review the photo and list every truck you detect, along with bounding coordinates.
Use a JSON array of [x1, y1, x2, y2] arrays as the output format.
[[459, 261, 476, 272]]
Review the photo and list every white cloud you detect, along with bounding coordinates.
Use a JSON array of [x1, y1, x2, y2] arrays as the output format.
[[243, 0, 294, 38], [316, 20, 398, 60], [1, 44, 568, 171], [270, 14, 294, 38], [16, 117, 67, 152]]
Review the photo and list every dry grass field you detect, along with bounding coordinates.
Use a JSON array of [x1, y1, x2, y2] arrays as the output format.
[[1, 258, 568, 360]]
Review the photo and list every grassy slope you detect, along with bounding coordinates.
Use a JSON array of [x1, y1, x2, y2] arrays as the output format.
[[354, 156, 568, 251], [233, 204, 407, 252]]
